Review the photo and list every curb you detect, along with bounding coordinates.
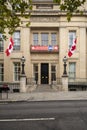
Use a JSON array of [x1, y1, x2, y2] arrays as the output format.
[[0, 91, 87, 103], [0, 98, 87, 104]]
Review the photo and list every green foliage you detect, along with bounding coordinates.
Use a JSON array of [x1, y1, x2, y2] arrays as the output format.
[[53, 0, 86, 21], [0, 0, 32, 38], [0, 0, 86, 38]]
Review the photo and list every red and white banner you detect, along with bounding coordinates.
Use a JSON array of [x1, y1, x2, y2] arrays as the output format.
[[5, 37, 14, 56], [31, 45, 58, 52], [68, 38, 77, 57]]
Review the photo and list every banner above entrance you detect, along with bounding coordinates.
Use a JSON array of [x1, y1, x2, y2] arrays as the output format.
[[30, 45, 59, 53]]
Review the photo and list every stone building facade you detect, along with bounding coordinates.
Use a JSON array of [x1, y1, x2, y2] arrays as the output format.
[[0, 0, 87, 91]]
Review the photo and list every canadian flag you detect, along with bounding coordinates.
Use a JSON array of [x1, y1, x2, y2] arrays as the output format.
[[5, 37, 14, 56], [68, 38, 77, 57]]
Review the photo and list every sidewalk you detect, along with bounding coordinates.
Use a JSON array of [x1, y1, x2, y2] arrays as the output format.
[[0, 91, 87, 103]]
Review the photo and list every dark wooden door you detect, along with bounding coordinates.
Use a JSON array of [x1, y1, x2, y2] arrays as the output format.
[[41, 63, 49, 84]]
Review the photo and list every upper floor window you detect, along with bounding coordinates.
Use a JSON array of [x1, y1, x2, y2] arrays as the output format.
[[13, 31, 20, 50], [0, 63, 4, 81], [32, 32, 57, 46], [33, 33, 38, 45], [51, 33, 57, 45], [69, 31, 76, 49], [14, 62, 20, 81], [0, 33, 4, 52], [41, 33, 48, 46]]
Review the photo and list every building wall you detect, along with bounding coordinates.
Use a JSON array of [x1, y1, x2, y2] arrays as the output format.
[[0, 0, 87, 85]]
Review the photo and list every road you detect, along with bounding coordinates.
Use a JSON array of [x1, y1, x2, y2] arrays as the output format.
[[0, 100, 87, 130]]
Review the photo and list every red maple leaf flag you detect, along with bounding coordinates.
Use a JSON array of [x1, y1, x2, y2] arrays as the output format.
[[5, 37, 14, 56], [68, 38, 77, 57]]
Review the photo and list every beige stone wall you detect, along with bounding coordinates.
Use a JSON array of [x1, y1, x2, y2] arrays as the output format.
[[0, 1, 87, 84]]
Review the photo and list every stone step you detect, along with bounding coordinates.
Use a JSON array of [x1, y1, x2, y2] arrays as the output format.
[[33, 85, 56, 92], [27, 84, 62, 92]]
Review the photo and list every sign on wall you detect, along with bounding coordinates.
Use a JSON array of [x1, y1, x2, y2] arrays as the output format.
[[30, 45, 58, 53]]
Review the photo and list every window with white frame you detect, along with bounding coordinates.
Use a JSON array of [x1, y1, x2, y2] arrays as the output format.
[[33, 33, 38, 45], [14, 63, 20, 81], [33, 64, 38, 83], [69, 62, 76, 79], [51, 33, 57, 45], [32, 32, 57, 46], [41, 33, 48, 46], [0, 63, 4, 81], [0, 33, 4, 52], [13, 31, 20, 50], [69, 31, 76, 49], [51, 64, 56, 81]]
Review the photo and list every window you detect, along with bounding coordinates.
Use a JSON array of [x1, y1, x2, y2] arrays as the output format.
[[51, 65, 56, 81], [32, 32, 58, 46], [0, 63, 4, 81], [14, 63, 20, 81], [0, 34, 4, 52], [51, 33, 57, 45], [69, 31, 76, 49], [33, 33, 38, 45], [33, 64, 38, 83], [69, 62, 76, 79], [41, 33, 48, 46], [13, 31, 20, 50]]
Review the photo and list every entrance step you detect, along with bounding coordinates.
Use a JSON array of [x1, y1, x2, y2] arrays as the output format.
[[33, 85, 56, 92]]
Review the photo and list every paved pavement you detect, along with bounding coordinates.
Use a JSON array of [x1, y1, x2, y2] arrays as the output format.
[[0, 91, 87, 103]]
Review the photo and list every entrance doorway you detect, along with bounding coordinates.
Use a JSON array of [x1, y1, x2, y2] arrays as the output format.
[[41, 63, 49, 84]]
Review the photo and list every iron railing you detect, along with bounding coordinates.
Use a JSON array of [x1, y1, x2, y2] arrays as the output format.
[[68, 78, 87, 91], [68, 78, 87, 85], [0, 82, 20, 93], [26, 77, 62, 85], [26, 78, 36, 85], [51, 78, 62, 85]]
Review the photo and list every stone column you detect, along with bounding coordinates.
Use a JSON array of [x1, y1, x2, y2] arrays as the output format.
[[20, 75, 26, 93], [61, 55, 68, 91], [62, 75, 68, 91], [59, 27, 68, 77], [79, 28, 86, 79]]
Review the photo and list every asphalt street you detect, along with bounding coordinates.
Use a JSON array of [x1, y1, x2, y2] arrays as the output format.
[[0, 100, 87, 130]]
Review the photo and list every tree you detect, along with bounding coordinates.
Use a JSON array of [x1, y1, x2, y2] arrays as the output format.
[[53, 0, 86, 21], [0, 0, 86, 38], [0, 0, 32, 39]]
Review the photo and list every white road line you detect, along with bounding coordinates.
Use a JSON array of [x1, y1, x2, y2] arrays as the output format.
[[0, 118, 55, 122]]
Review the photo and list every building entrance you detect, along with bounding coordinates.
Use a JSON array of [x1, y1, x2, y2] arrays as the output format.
[[41, 63, 49, 84]]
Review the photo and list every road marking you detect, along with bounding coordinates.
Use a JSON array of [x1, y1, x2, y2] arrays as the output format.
[[0, 118, 55, 122]]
